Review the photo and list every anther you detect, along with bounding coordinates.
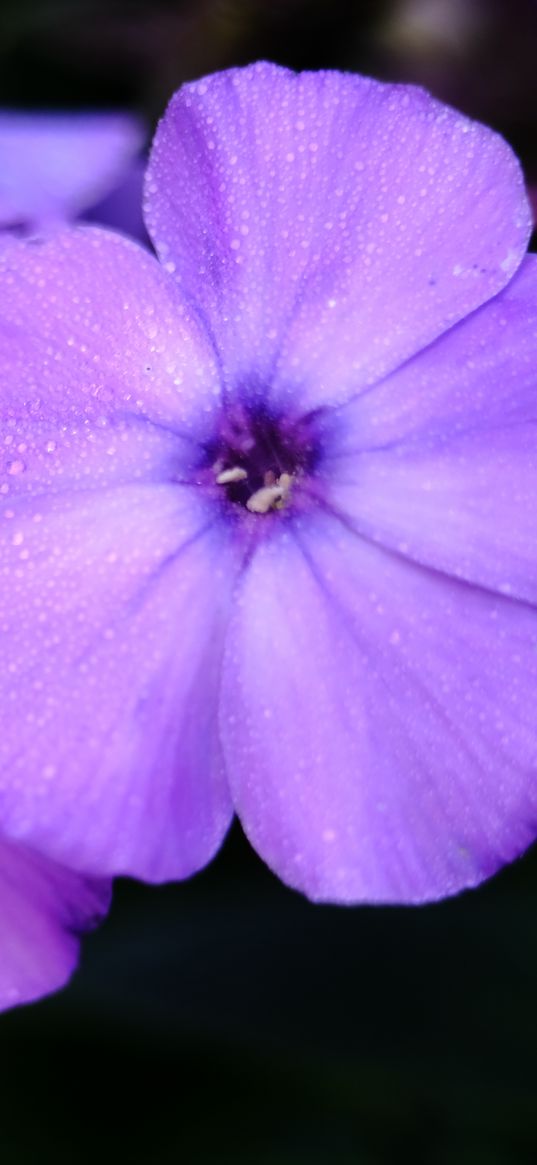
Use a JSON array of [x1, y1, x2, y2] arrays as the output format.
[[215, 466, 248, 485], [246, 472, 294, 513]]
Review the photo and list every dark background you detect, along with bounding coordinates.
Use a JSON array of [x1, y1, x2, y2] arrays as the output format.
[[1, 2, 537, 1161]]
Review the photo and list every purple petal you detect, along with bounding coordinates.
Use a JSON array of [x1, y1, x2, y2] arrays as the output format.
[[0, 228, 222, 441], [318, 254, 537, 603], [0, 836, 109, 1011], [0, 230, 236, 879], [146, 62, 531, 410], [86, 157, 149, 245], [0, 482, 236, 881], [221, 514, 537, 903], [0, 112, 144, 229]]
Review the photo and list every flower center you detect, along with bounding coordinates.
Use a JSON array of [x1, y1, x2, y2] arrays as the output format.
[[207, 406, 316, 514]]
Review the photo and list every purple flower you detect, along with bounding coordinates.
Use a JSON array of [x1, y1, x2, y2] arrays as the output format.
[[0, 111, 144, 235], [85, 157, 148, 243], [1, 62, 536, 1009]]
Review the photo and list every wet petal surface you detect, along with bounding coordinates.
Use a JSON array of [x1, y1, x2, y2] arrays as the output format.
[[319, 255, 537, 603], [221, 514, 537, 903], [0, 483, 236, 879], [0, 228, 222, 448], [0, 230, 235, 880], [146, 62, 530, 411]]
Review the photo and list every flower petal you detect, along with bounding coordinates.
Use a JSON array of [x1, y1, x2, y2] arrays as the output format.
[[0, 229, 236, 881], [0, 112, 144, 228], [146, 62, 530, 410], [221, 514, 537, 903], [0, 483, 235, 880], [86, 157, 148, 244], [0, 228, 222, 445], [0, 836, 109, 1011], [318, 254, 537, 603]]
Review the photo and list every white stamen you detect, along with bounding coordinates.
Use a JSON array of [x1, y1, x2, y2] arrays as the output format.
[[215, 466, 248, 485], [246, 472, 294, 513]]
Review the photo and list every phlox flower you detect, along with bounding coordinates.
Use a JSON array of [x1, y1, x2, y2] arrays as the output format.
[[0, 111, 145, 237], [1, 62, 537, 1010]]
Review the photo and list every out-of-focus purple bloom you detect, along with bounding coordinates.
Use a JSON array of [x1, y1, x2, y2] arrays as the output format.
[[84, 156, 148, 244], [0, 62, 536, 1008], [0, 111, 145, 236], [0, 840, 109, 1010]]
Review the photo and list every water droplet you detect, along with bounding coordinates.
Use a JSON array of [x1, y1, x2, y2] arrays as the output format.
[[6, 459, 26, 476]]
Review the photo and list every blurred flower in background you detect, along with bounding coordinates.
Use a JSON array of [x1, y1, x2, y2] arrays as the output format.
[[0, 110, 146, 239], [85, 155, 148, 242], [0, 838, 109, 1011]]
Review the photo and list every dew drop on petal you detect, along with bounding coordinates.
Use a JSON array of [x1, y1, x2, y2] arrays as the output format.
[[6, 460, 26, 476]]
